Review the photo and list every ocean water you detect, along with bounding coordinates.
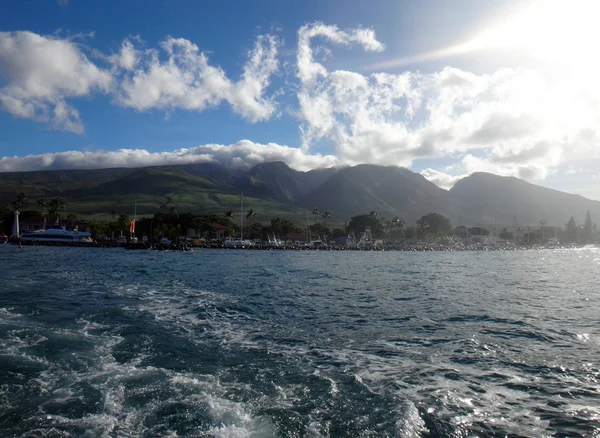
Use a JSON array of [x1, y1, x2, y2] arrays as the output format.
[[0, 246, 598, 437]]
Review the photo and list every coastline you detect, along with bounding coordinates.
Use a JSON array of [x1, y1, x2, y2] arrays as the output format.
[[5, 239, 584, 252]]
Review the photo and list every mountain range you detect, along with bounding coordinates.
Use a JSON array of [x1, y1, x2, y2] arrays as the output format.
[[1, 161, 598, 227]]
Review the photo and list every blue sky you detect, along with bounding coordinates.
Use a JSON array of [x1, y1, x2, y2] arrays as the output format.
[[1, 0, 599, 199]]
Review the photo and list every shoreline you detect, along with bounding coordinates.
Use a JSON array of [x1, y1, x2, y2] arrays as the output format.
[[6, 240, 584, 252]]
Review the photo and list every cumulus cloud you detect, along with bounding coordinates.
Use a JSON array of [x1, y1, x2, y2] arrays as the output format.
[[0, 31, 112, 133], [0, 30, 281, 132], [297, 23, 384, 84], [294, 24, 600, 183], [109, 39, 139, 71], [0, 140, 338, 173], [114, 34, 280, 122], [420, 168, 467, 190], [2, 23, 600, 190]]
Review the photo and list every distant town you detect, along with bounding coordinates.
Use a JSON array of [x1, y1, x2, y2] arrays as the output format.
[[1, 192, 597, 251]]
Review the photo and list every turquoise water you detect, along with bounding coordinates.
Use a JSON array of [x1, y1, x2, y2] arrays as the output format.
[[0, 246, 599, 437]]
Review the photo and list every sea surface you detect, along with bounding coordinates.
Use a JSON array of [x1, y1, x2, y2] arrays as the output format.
[[0, 246, 599, 437]]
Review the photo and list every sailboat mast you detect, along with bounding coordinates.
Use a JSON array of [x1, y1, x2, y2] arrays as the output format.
[[306, 212, 311, 243], [240, 193, 244, 241]]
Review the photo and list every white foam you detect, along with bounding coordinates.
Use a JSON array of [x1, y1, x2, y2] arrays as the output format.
[[304, 420, 328, 437], [170, 374, 277, 437], [0, 306, 24, 320], [395, 400, 428, 438]]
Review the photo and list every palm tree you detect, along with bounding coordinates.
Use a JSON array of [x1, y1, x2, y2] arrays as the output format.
[[243, 209, 255, 239], [37, 198, 47, 214], [385, 216, 405, 238], [224, 211, 234, 236], [312, 207, 320, 224], [322, 211, 331, 226], [12, 192, 26, 212], [110, 209, 117, 221], [66, 214, 77, 229], [192, 216, 204, 239], [117, 214, 129, 234], [48, 198, 67, 224], [271, 216, 282, 235], [168, 205, 179, 223], [37, 198, 48, 227], [246, 208, 255, 226], [391, 216, 404, 228]]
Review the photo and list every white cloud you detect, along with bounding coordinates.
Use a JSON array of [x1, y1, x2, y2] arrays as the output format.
[[1, 23, 600, 192], [420, 168, 466, 190], [0, 31, 281, 132], [0, 31, 112, 133], [109, 39, 139, 71], [295, 23, 600, 183], [0, 140, 338, 173], [297, 23, 384, 84], [114, 34, 280, 122]]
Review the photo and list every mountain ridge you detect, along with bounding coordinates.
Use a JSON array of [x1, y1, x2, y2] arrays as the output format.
[[1, 162, 598, 226]]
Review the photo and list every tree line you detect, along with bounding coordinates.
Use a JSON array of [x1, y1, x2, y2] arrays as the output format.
[[0, 193, 69, 234], [0, 192, 596, 244]]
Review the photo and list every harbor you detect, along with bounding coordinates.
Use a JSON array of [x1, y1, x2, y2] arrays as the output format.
[[7, 236, 582, 252], [2, 197, 596, 252]]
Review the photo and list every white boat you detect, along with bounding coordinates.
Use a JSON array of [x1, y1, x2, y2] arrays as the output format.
[[268, 234, 283, 246], [227, 192, 255, 247], [482, 235, 497, 246], [308, 238, 326, 248], [224, 237, 254, 247], [358, 226, 374, 248], [547, 227, 560, 247], [20, 225, 92, 243]]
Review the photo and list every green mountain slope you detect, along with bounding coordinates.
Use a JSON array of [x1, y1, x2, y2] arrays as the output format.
[[299, 165, 453, 223], [1, 162, 599, 228], [449, 172, 600, 226]]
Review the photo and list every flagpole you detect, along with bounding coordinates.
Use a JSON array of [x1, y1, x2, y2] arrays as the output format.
[[240, 193, 244, 241], [130, 200, 137, 240]]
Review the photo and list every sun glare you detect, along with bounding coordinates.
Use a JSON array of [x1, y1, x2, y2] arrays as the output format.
[[468, 0, 600, 72]]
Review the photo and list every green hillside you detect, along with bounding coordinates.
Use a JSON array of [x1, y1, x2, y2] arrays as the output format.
[[1, 161, 599, 228]]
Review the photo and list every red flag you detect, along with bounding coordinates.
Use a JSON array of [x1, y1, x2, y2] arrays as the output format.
[[129, 219, 135, 233]]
